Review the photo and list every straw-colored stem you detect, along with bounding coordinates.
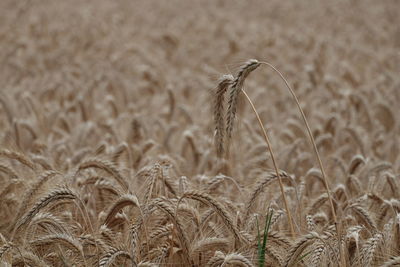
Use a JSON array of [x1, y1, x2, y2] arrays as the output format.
[[259, 61, 344, 266], [241, 89, 296, 239]]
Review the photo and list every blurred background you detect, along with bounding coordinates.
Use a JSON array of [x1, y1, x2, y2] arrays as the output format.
[[1, 0, 399, 177]]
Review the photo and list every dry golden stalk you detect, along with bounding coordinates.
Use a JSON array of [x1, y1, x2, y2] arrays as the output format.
[[258, 60, 343, 265], [242, 88, 296, 238], [213, 59, 296, 238]]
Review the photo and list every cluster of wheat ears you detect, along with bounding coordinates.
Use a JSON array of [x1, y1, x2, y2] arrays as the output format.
[[1, 0, 399, 266]]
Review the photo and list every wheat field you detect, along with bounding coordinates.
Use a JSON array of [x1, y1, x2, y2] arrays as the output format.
[[0, 0, 399, 266]]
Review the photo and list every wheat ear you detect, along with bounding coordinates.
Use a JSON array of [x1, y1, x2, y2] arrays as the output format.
[[0, 242, 13, 259], [226, 59, 260, 142], [178, 190, 242, 242], [104, 194, 140, 226], [29, 233, 87, 266], [11, 250, 48, 267], [243, 171, 290, 222], [29, 212, 69, 235], [29, 233, 83, 255], [284, 232, 319, 267], [151, 198, 191, 266], [360, 233, 383, 266], [222, 253, 254, 267], [350, 204, 378, 231], [13, 170, 60, 226], [206, 251, 254, 267], [77, 158, 129, 191], [0, 163, 19, 179], [382, 256, 400, 267], [191, 237, 230, 255], [99, 247, 133, 267], [214, 74, 234, 157], [0, 149, 35, 170], [13, 187, 76, 238]]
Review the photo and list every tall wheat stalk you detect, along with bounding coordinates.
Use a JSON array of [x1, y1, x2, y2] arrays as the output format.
[[241, 89, 296, 238], [214, 59, 296, 238], [258, 61, 344, 266]]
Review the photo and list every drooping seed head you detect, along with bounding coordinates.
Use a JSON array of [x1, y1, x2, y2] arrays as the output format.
[[226, 59, 260, 142], [214, 74, 234, 157]]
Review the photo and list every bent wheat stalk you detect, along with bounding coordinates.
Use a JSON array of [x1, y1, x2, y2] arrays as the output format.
[[241, 89, 296, 238], [258, 60, 343, 266], [215, 59, 295, 238]]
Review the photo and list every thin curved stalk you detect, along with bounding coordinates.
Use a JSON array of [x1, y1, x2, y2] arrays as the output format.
[[242, 89, 296, 239], [259, 61, 344, 266]]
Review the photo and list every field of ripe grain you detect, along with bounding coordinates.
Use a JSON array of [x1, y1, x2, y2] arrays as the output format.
[[0, 0, 399, 266]]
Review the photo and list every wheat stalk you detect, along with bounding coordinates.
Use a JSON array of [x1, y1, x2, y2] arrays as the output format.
[[257, 60, 343, 264], [241, 89, 296, 238], [214, 59, 295, 237]]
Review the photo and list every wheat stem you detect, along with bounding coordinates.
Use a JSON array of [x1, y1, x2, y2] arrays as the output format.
[[259, 61, 343, 266], [241, 89, 296, 239]]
